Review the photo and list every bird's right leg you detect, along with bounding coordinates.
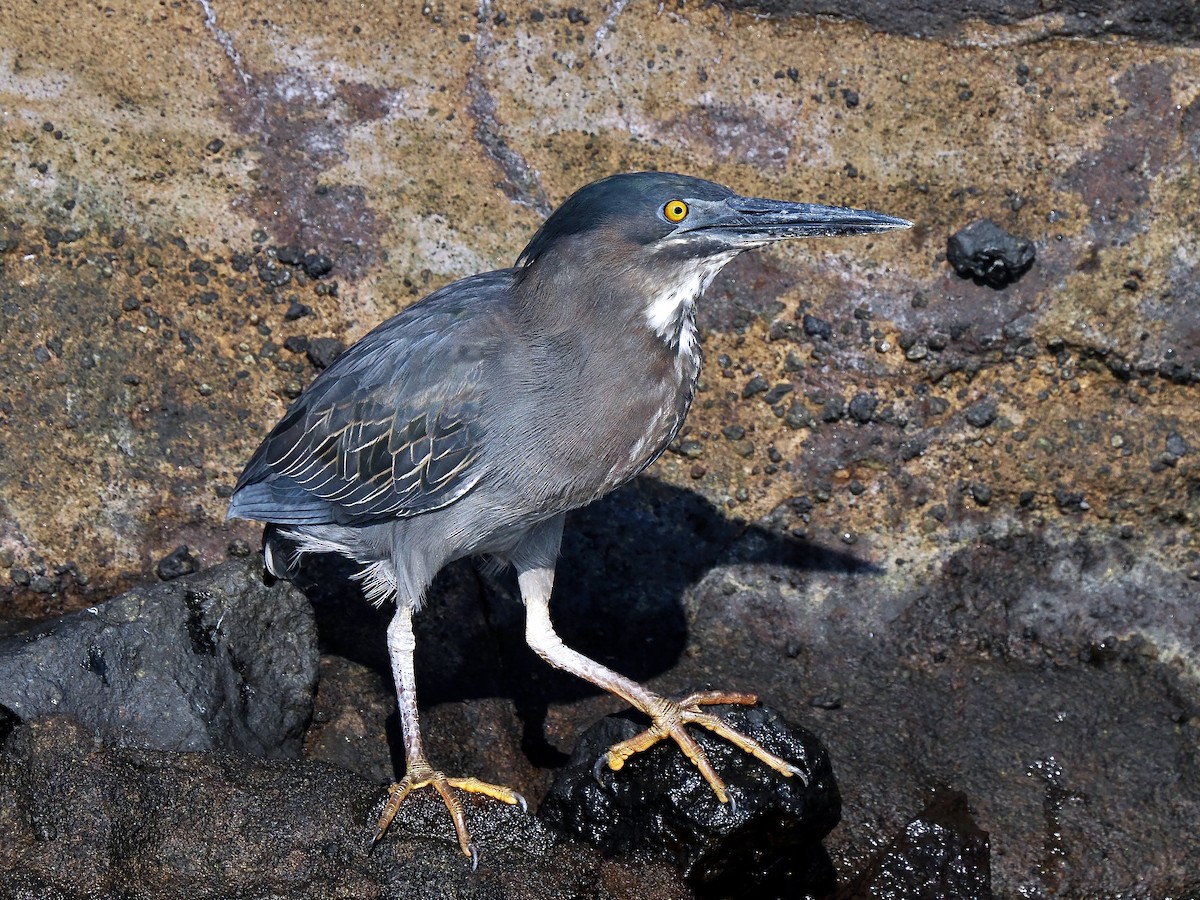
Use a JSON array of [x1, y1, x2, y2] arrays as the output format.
[[372, 602, 526, 859], [520, 566, 805, 804]]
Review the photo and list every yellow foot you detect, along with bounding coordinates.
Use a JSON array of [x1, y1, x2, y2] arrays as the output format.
[[371, 761, 527, 862], [600, 691, 807, 801]]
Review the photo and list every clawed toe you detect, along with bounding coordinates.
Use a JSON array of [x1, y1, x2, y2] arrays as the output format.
[[372, 763, 528, 859], [600, 692, 806, 801]]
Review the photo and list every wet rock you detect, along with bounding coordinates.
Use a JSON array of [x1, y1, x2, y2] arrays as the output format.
[[540, 706, 839, 898], [0, 716, 685, 899], [837, 790, 991, 899], [0, 558, 318, 757], [946, 219, 1035, 287]]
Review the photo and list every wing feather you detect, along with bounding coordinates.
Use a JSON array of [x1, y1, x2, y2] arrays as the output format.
[[228, 270, 513, 526]]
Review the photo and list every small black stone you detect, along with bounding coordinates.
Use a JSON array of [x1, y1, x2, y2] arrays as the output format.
[[763, 382, 794, 405], [742, 375, 770, 399], [302, 253, 333, 278], [306, 337, 345, 370], [802, 313, 832, 340], [275, 245, 304, 266], [284, 300, 312, 321], [156, 545, 199, 581], [206, 138, 225, 154], [947, 219, 1035, 288], [848, 392, 878, 424], [964, 397, 998, 428]]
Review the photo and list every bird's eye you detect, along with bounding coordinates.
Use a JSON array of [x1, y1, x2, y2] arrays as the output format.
[[663, 200, 689, 223]]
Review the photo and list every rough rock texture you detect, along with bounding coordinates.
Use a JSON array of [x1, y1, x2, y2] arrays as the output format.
[[837, 790, 992, 899], [0, 716, 689, 900], [1, 0, 1198, 896], [0, 557, 318, 757]]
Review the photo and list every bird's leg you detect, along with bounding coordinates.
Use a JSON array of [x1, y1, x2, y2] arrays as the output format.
[[519, 568, 806, 804], [373, 603, 526, 858]]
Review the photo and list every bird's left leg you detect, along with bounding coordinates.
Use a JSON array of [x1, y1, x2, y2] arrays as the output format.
[[373, 601, 526, 859], [519, 564, 806, 804]]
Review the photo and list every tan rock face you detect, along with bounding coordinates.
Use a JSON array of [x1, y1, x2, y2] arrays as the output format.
[[3, 2, 1196, 620]]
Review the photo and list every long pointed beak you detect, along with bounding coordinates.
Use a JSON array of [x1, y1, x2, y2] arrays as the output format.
[[685, 196, 911, 247]]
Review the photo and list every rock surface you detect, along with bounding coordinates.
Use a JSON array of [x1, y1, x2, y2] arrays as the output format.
[[0, 557, 317, 757], [0, 716, 689, 900]]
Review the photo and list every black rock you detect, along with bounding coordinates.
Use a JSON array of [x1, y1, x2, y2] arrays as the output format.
[[947, 219, 1035, 288], [540, 705, 840, 898], [284, 300, 313, 321], [0, 715, 680, 899], [307, 337, 346, 370], [964, 397, 998, 428], [0, 558, 318, 757], [302, 252, 334, 278], [156, 544, 199, 580], [848, 392, 878, 424], [275, 244, 305, 266], [837, 790, 991, 899], [742, 375, 770, 399], [802, 313, 833, 340]]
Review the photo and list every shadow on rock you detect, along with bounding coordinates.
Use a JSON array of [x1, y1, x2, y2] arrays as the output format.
[[278, 476, 877, 772]]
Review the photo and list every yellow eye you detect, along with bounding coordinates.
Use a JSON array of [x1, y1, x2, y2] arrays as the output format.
[[663, 199, 689, 223]]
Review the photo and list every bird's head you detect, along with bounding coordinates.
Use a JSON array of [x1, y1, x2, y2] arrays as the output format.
[[516, 172, 911, 346]]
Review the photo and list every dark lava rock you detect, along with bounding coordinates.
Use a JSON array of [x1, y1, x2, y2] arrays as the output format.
[[946, 219, 1035, 288], [307, 336, 346, 369], [848, 392, 878, 424], [285, 299, 313, 320], [540, 705, 839, 898], [837, 790, 991, 899], [155, 543, 198, 580], [0, 716, 685, 899], [275, 243, 305, 266], [963, 396, 997, 428], [0, 557, 318, 757], [802, 313, 833, 340], [303, 252, 334, 278]]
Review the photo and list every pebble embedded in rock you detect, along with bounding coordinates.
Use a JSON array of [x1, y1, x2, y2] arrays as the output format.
[[848, 392, 878, 424], [802, 313, 833, 340], [303, 253, 334, 278], [964, 397, 998, 428]]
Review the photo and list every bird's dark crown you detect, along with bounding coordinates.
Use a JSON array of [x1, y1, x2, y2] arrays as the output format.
[[517, 172, 735, 268]]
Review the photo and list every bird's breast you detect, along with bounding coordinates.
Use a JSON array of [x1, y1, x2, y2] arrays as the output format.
[[493, 330, 700, 511]]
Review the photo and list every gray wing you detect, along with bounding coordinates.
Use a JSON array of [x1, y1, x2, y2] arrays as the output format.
[[228, 270, 513, 527]]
